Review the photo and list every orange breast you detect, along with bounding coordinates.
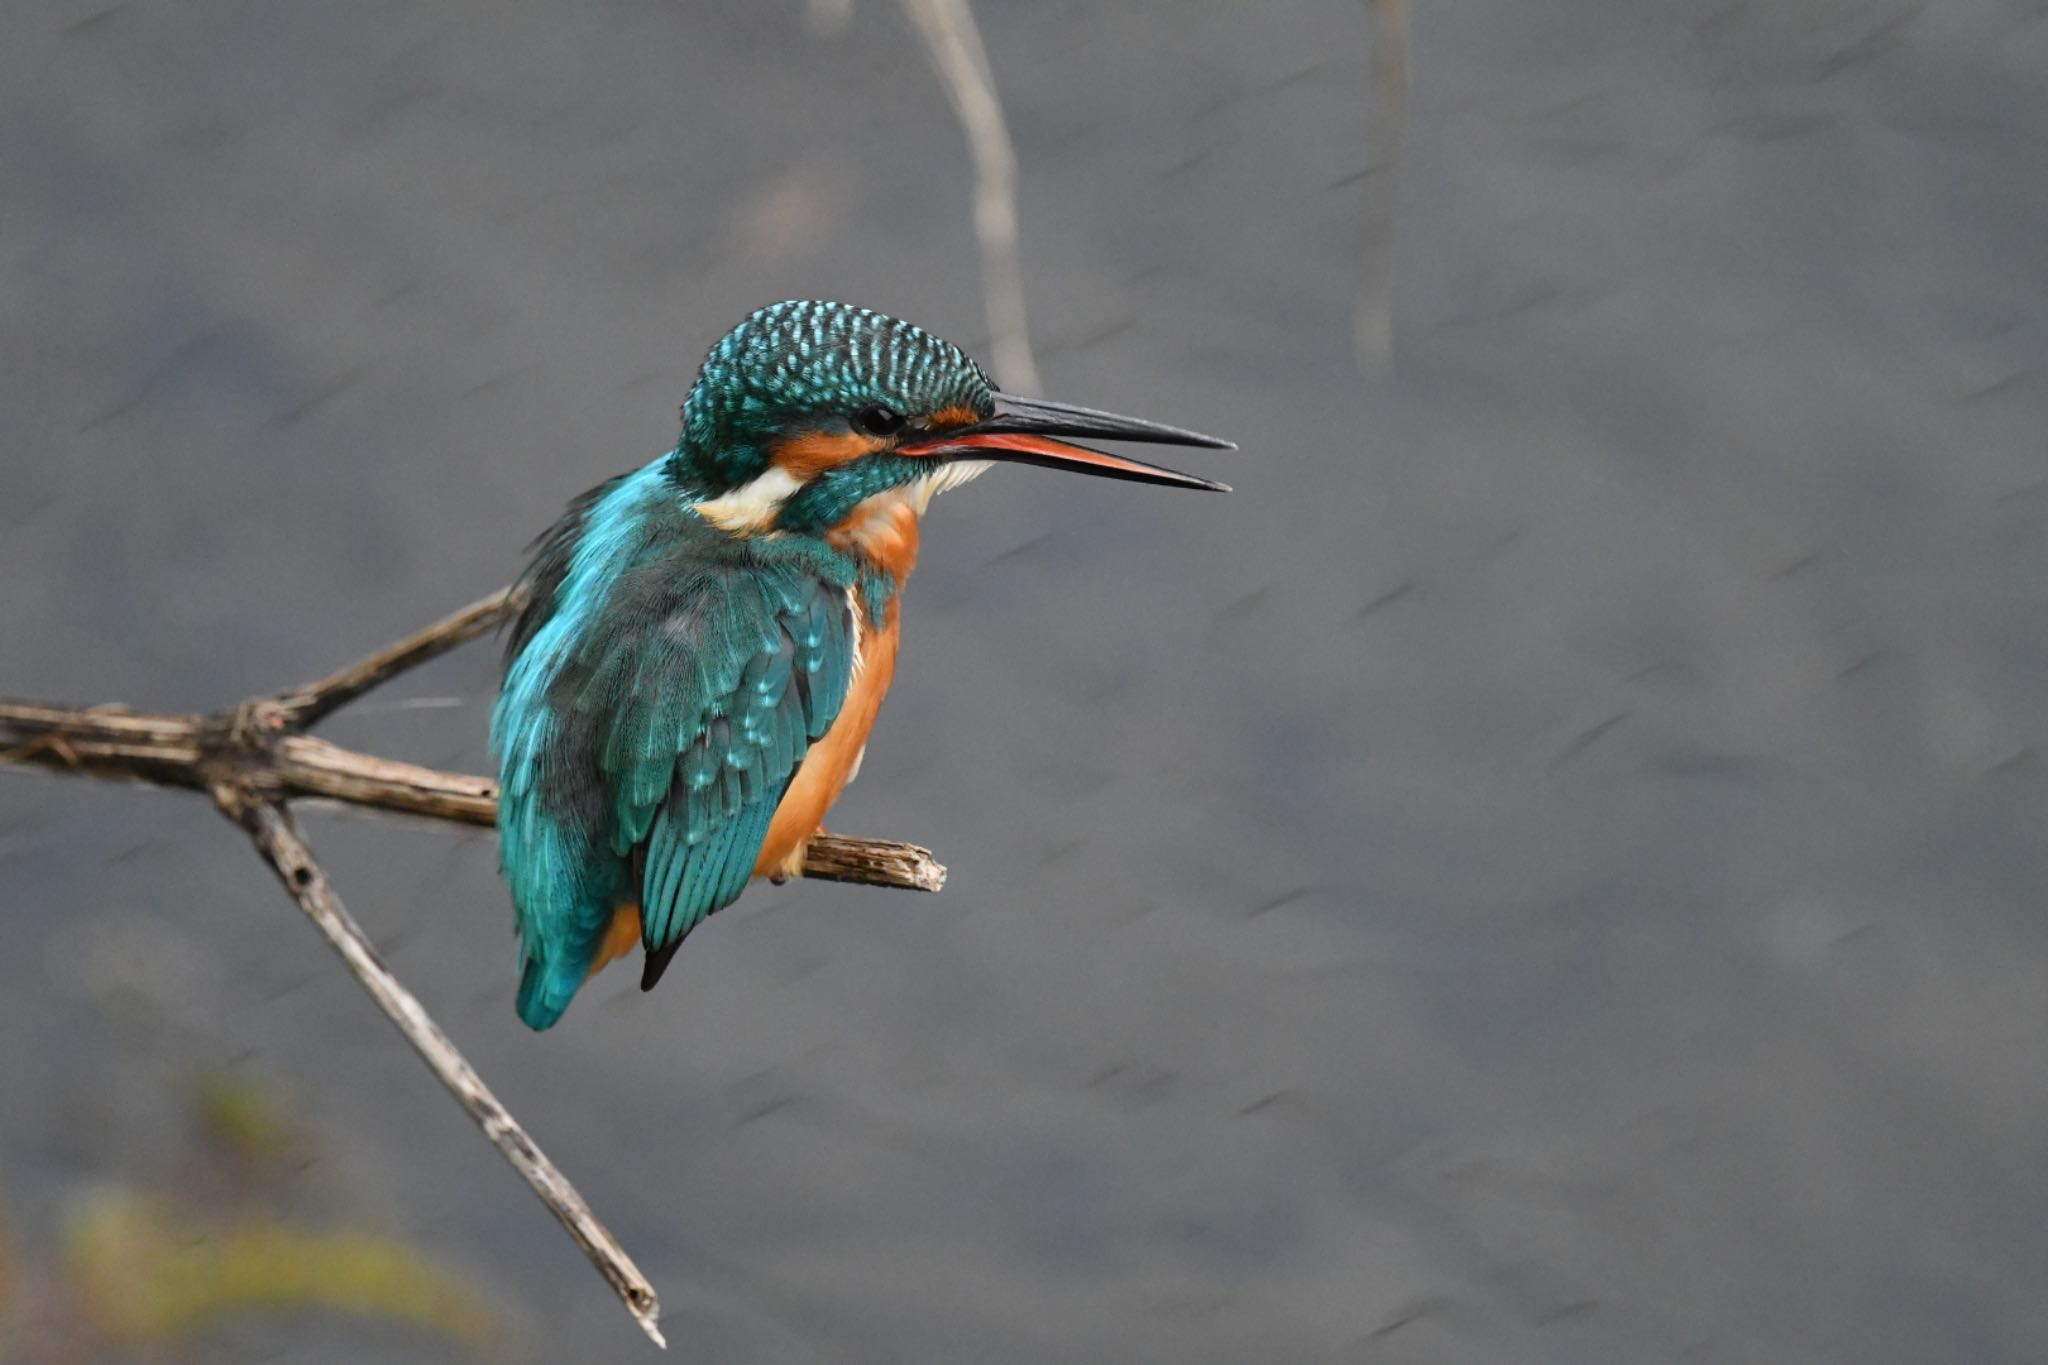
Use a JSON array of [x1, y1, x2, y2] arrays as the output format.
[[586, 492, 920, 986], [755, 592, 901, 879], [590, 589, 904, 982], [755, 491, 920, 879]]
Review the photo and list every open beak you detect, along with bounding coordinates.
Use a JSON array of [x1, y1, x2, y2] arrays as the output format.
[[897, 393, 1234, 492]]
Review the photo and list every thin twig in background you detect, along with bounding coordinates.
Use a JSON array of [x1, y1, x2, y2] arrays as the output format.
[[0, 589, 949, 1345], [1357, 0, 1409, 367], [899, 0, 1042, 392]]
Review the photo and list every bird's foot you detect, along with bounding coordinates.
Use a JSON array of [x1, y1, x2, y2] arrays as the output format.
[[769, 825, 833, 885]]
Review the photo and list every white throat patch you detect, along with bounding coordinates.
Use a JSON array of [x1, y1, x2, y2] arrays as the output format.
[[908, 458, 993, 511], [692, 465, 805, 532]]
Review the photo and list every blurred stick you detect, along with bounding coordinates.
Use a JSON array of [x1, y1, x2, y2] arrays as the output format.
[[0, 588, 949, 1346], [899, 0, 1041, 392], [1357, 0, 1409, 366]]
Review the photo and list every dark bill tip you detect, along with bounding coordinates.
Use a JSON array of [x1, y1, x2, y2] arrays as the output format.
[[986, 393, 1237, 451]]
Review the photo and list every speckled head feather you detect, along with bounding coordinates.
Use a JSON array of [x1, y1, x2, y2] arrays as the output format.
[[676, 300, 995, 490]]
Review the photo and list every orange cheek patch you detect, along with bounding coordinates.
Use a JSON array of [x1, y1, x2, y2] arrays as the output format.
[[925, 405, 984, 434], [772, 430, 885, 480]]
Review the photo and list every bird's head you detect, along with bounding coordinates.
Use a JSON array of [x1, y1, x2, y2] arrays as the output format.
[[671, 300, 1230, 537]]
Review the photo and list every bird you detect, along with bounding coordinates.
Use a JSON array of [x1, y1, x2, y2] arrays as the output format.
[[491, 300, 1232, 1029]]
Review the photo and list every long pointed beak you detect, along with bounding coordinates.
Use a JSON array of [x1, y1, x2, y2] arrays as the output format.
[[897, 393, 1234, 492]]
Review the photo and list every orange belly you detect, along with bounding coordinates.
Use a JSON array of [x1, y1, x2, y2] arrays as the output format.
[[590, 495, 918, 980], [755, 490, 919, 880], [586, 901, 643, 979], [754, 591, 900, 879]]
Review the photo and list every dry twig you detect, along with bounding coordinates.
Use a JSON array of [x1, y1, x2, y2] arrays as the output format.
[[899, 0, 1041, 392], [217, 787, 670, 1345], [1357, 0, 1409, 366], [0, 588, 948, 1345]]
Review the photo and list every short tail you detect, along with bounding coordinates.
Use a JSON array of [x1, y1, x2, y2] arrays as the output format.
[[516, 954, 586, 1031]]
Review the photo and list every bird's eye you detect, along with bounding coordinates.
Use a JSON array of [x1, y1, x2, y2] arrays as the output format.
[[855, 405, 905, 438]]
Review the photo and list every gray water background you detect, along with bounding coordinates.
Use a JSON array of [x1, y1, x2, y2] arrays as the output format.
[[5, 1, 2048, 1360]]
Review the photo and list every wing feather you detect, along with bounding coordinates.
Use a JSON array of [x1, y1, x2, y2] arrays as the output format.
[[610, 570, 856, 975], [495, 477, 858, 1027]]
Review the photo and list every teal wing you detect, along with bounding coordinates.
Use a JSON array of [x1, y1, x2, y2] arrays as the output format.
[[613, 570, 855, 985], [494, 482, 855, 1028]]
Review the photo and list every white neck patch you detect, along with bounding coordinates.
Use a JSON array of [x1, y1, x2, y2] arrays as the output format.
[[692, 465, 805, 532]]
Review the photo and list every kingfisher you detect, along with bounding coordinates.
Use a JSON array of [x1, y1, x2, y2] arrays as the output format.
[[491, 300, 1231, 1029]]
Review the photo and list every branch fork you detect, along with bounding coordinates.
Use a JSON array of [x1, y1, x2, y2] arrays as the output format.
[[0, 586, 947, 1346]]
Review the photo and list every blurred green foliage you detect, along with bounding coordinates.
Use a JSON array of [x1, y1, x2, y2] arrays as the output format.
[[0, 1069, 498, 1360], [190, 1069, 301, 1172], [65, 1191, 495, 1351]]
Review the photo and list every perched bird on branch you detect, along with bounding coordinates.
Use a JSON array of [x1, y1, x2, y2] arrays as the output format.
[[493, 300, 1232, 1028]]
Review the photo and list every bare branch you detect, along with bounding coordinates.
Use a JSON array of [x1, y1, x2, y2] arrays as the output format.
[[274, 733, 501, 824], [0, 701, 945, 892], [781, 828, 947, 893], [1, 588, 950, 1344], [1357, 0, 1409, 367], [209, 784, 667, 1347], [273, 587, 523, 728], [899, 0, 1040, 392]]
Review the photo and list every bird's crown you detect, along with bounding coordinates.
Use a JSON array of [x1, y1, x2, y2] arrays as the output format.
[[678, 300, 993, 490], [666, 299, 1231, 539]]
